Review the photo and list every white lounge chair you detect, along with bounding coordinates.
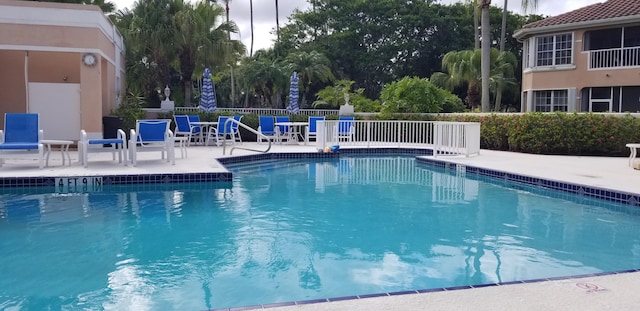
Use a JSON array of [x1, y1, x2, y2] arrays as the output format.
[[129, 119, 175, 166], [79, 129, 127, 168]]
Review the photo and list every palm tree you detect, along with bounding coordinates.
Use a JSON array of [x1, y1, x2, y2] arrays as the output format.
[[239, 54, 287, 107], [275, 0, 280, 40], [431, 48, 518, 110], [482, 0, 539, 111], [283, 51, 335, 108], [127, 0, 182, 99], [465, 0, 480, 49], [212, 0, 237, 106], [174, 1, 242, 105], [431, 49, 482, 109], [250, 0, 254, 57], [496, 0, 509, 111]]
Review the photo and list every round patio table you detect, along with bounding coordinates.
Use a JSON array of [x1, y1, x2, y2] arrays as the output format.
[[41, 139, 74, 167]]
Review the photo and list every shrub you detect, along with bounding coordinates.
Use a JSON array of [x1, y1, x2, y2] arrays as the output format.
[[437, 113, 640, 156], [380, 77, 455, 114]]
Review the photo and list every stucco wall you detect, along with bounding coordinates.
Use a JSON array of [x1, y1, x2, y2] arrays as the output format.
[[0, 50, 27, 115]]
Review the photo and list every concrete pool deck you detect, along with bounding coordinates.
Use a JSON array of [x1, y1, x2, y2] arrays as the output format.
[[1, 143, 639, 310]]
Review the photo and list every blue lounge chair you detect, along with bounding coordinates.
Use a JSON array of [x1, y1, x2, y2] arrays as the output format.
[[305, 116, 325, 145], [275, 116, 291, 142], [257, 116, 278, 144], [206, 116, 236, 146], [129, 119, 175, 166], [79, 129, 127, 168], [0, 113, 44, 169], [337, 116, 355, 142], [174, 115, 202, 146], [231, 115, 243, 143]]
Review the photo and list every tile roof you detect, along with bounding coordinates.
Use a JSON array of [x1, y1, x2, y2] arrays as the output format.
[[523, 0, 640, 29]]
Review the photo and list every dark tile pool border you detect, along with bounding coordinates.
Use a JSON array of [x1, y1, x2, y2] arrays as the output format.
[[0, 148, 431, 189], [0, 172, 232, 188], [416, 157, 640, 207], [207, 269, 640, 311]]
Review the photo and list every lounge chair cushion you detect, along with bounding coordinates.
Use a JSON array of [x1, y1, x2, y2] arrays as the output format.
[[88, 138, 123, 145], [0, 143, 40, 150]]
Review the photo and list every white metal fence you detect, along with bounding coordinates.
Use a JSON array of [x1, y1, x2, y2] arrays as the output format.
[[175, 107, 340, 116], [432, 121, 481, 157], [315, 120, 480, 157]]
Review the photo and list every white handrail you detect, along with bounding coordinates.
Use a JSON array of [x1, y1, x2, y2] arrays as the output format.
[[221, 118, 271, 155]]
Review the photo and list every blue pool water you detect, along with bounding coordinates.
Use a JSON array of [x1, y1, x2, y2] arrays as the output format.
[[1, 154, 640, 310]]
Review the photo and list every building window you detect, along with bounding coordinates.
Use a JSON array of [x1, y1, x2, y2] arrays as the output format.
[[535, 33, 573, 67], [534, 90, 568, 112], [523, 40, 530, 68]]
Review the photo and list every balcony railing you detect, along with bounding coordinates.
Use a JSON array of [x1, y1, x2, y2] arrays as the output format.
[[589, 46, 640, 69]]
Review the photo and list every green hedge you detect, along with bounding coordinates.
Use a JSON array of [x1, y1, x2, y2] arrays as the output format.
[[442, 113, 640, 156]]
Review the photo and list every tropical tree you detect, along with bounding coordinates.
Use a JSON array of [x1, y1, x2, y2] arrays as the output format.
[[125, 0, 184, 103], [238, 52, 288, 107], [431, 48, 518, 111], [283, 51, 334, 108], [250, 0, 254, 56], [313, 80, 378, 112], [380, 77, 457, 114], [174, 1, 242, 105], [431, 49, 482, 109], [481, 0, 539, 111], [275, 0, 280, 40]]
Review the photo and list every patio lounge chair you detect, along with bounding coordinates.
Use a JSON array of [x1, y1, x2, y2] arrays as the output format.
[[129, 119, 175, 166], [305, 116, 325, 145], [79, 129, 127, 168], [257, 116, 278, 144], [231, 115, 243, 143], [206, 116, 236, 146], [275, 115, 291, 143], [174, 115, 201, 146], [337, 116, 355, 142], [0, 113, 44, 169]]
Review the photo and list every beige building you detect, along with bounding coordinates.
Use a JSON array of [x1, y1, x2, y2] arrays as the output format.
[[0, 0, 125, 141], [514, 0, 640, 113]]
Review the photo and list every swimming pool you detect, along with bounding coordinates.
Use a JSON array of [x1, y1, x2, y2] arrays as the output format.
[[1, 154, 640, 310]]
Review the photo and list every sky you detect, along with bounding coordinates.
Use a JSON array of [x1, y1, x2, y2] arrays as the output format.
[[112, 0, 604, 53]]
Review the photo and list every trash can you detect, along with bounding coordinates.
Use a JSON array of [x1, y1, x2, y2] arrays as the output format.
[[102, 115, 123, 147]]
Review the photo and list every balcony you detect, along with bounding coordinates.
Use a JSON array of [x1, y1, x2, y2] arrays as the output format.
[[589, 46, 640, 69]]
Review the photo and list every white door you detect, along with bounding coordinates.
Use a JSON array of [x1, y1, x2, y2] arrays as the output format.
[[28, 82, 81, 141]]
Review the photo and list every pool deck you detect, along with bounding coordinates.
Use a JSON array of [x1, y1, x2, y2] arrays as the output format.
[[2, 143, 640, 310]]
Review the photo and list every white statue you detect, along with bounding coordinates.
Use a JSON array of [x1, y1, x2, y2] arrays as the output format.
[[339, 93, 354, 115]]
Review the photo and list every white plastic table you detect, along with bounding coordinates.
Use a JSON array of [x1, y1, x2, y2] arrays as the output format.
[[626, 143, 640, 167], [41, 139, 73, 167], [275, 122, 308, 144], [190, 121, 218, 145]]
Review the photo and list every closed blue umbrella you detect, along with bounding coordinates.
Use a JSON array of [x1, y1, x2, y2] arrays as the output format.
[[287, 71, 300, 114], [199, 68, 217, 112]]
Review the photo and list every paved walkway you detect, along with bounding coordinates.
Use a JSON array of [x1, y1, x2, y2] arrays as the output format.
[[1, 143, 640, 310]]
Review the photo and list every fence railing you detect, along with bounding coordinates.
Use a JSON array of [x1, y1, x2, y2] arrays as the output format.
[[174, 107, 340, 116], [315, 120, 480, 157], [589, 46, 640, 69], [433, 121, 481, 157]]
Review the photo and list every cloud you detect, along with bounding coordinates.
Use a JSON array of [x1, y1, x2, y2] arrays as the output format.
[[227, 0, 310, 54]]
